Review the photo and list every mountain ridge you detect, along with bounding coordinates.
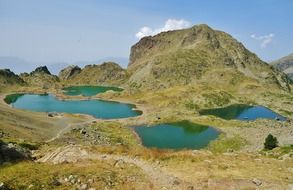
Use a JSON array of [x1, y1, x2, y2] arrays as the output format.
[[0, 24, 291, 93], [0, 69, 25, 90], [271, 53, 293, 81], [127, 24, 290, 91], [19, 66, 60, 89], [58, 62, 128, 85]]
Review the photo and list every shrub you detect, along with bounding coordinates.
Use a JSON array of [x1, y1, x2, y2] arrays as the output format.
[[185, 101, 200, 110], [264, 134, 278, 150], [18, 142, 39, 150]]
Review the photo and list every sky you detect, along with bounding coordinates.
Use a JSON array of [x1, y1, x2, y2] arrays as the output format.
[[0, 0, 293, 73]]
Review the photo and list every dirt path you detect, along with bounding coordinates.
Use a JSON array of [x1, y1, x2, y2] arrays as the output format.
[[46, 120, 94, 143], [37, 145, 193, 190], [45, 124, 72, 143], [93, 153, 191, 190]]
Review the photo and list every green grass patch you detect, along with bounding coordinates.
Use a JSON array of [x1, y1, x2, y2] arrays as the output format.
[[0, 160, 147, 190], [3, 93, 24, 104], [91, 122, 139, 147], [202, 91, 232, 107], [184, 100, 200, 110], [208, 134, 246, 153], [18, 142, 39, 150]]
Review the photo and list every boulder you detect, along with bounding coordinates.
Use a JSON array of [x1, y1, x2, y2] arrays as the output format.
[[252, 178, 262, 186], [0, 182, 10, 190], [0, 140, 30, 164]]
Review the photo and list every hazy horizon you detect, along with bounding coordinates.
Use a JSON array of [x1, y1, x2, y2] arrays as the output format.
[[0, 56, 129, 75]]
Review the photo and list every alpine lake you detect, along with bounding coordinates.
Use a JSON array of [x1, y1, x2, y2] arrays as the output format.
[[4, 87, 286, 150]]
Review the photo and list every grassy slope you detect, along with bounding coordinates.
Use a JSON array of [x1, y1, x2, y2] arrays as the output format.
[[0, 119, 292, 189], [0, 160, 149, 190], [0, 70, 292, 189], [0, 89, 88, 143]]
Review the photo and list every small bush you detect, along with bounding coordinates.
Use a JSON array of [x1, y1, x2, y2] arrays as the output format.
[[264, 134, 278, 150], [18, 142, 39, 150], [185, 101, 200, 110]]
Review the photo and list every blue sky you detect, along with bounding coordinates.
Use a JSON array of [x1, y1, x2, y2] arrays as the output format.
[[0, 0, 292, 72]]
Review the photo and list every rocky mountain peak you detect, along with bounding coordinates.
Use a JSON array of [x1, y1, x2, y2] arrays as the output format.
[[0, 69, 25, 87], [31, 66, 51, 75], [128, 24, 224, 68], [100, 62, 123, 69], [59, 65, 81, 80], [127, 24, 290, 91], [60, 62, 127, 85], [21, 66, 59, 88], [0, 69, 17, 77], [271, 53, 293, 81]]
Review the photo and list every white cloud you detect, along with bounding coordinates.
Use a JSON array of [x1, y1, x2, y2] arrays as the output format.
[[250, 33, 274, 49], [136, 19, 191, 39]]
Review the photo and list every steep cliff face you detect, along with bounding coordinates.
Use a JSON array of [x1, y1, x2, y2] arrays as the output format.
[[58, 65, 81, 80], [128, 24, 290, 91], [65, 62, 128, 85], [271, 53, 293, 81], [20, 66, 59, 89], [0, 69, 25, 89]]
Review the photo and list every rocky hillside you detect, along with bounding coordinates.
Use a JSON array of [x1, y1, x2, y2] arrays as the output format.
[[128, 24, 290, 91], [63, 62, 128, 85], [59, 65, 81, 80], [271, 53, 293, 81], [0, 69, 25, 89], [20, 66, 59, 89]]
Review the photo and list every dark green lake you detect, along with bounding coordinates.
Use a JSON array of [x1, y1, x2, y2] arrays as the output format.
[[199, 104, 286, 121], [5, 94, 141, 119], [134, 121, 220, 150], [63, 86, 123, 96]]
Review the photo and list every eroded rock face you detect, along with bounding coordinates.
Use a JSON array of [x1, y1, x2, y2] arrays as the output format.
[[58, 65, 81, 80], [127, 24, 290, 91]]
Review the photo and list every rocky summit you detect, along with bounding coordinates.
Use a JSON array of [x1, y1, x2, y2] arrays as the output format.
[[58, 65, 81, 80], [20, 66, 59, 89], [0, 69, 25, 89], [128, 24, 290, 91], [271, 53, 293, 81], [31, 66, 52, 75], [64, 62, 128, 85]]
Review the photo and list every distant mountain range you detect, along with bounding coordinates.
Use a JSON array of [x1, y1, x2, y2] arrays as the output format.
[[271, 53, 293, 80], [0, 56, 129, 75]]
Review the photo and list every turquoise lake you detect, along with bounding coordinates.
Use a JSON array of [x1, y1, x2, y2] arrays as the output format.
[[63, 86, 123, 96], [199, 104, 286, 121], [5, 94, 141, 119], [133, 121, 220, 150]]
